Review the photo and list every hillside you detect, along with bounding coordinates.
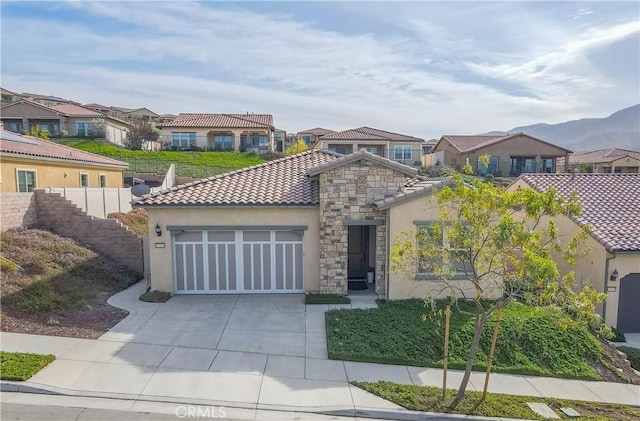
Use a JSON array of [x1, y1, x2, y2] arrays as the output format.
[[485, 104, 639, 151]]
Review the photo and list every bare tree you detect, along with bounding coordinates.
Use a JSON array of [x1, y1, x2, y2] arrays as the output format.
[[125, 120, 159, 150]]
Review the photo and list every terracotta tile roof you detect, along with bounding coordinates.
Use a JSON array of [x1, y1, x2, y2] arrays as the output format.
[[372, 178, 451, 210], [297, 127, 336, 136], [134, 150, 342, 207], [439, 133, 572, 154], [307, 148, 418, 177], [320, 127, 424, 142], [567, 148, 640, 164], [161, 113, 274, 129], [0, 130, 128, 169], [49, 103, 105, 117], [518, 173, 640, 252]]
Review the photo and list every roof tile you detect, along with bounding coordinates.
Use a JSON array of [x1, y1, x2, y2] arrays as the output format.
[[320, 127, 424, 142], [161, 113, 274, 129]]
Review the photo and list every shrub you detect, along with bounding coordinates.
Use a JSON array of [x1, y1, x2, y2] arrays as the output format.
[[0, 352, 56, 381], [1, 256, 19, 272], [305, 294, 351, 304], [617, 346, 640, 371], [139, 290, 171, 303], [60, 129, 69, 137], [15, 282, 62, 313], [610, 327, 626, 342]]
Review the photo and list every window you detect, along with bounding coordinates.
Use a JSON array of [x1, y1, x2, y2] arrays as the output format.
[[251, 136, 268, 147], [329, 146, 349, 155], [76, 122, 94, 137], [301, 135, 312, 144], [394, 145, 412, 160], [416, 222, 472, 280], [99, 174, 107, 188], [541, 158, 554, 173], [510, 157, 535, 176], [213, 135, 233, 150], [17, 170, 36, 192], [7, 122, 22, 133], [423, 145, 434, 154], [172, 132, 196, 148], [477, 156, 499, 175], [80, 173, 89, 187], [363, 146, 381, 156]]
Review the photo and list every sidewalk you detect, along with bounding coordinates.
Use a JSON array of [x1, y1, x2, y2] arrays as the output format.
[[1, 281, 638, 420]]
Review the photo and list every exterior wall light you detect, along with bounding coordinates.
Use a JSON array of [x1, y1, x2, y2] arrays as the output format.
[[155, 223, 162, 237], [610, 269, 618, 282]]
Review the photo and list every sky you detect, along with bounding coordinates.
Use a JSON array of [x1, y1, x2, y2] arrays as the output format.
[[1, 1, 638, 138]]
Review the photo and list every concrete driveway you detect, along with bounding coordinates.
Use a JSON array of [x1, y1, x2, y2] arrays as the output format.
[[99, 292, 328, 362]]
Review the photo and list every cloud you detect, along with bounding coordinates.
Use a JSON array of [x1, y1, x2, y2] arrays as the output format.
[[1, 1, 638, 136]]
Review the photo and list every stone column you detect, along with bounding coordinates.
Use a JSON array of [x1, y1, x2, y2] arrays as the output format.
[[232, 129, 242, 152]]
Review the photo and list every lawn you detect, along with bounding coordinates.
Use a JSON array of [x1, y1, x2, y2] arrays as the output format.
[[58, 139, 266, 178], [326, 300, 628, 381], [355, 381, 640, 421], [0, 352, 55, 381], [0, 228, 139, 338]]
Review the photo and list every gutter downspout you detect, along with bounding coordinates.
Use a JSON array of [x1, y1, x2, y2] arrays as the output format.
[[385, 209, 391, 300], [603, 252, 616, 324]]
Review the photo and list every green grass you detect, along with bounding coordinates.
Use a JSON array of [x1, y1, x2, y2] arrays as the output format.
[[108, 209, 149, 236], [326, 300, 608, 380], [139, 290, 172, 303], [305, 294, 351, 305], [355, 381, 640, 421], [58, 139, 265, 178], [0, 352, 55, 381], [617, 346, 640, 371]]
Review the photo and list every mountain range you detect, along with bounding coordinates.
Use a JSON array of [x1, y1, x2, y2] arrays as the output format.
[[484, 104, 640, 152]]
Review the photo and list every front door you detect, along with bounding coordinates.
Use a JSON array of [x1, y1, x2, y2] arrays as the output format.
[[617, 273, 640, 332], [348, 226, 369, 279]]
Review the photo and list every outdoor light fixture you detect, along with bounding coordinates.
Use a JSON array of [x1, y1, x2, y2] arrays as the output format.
[[610, 269, 618, 282], [155, 223, 162, 237]]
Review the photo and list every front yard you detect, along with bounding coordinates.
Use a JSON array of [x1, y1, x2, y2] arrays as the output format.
[[0, 352, 55, 381], [0, 228, 139, 338], [326, 300, 639, 383]]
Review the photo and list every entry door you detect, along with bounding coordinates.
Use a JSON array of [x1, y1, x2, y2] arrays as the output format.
[[348, 226, 369, 279], [617, 274, 640, 332]]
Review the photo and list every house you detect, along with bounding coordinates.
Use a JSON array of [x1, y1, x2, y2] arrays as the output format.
[[123, 107, 159, 121], [158, 113, 276, 153], [1, 87, 19, 106], [0, 100, 131, 146], [510, 173, 640, 332], [134, 149, 490, 301], [433, 133, 572, 176], [19, 92, 79, 107], [0, 128, 128, 192], [558, 148, 640, 174], [316, 127, 425, 166], [420, 139, 440, 166], [158, 114, 177, 125], [296, 127, 336, 146]]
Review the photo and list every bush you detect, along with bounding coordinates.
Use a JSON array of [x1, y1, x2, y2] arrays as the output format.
[[0, 352, 56, 381], [305, 294, 351, 304], [610, 327, 626, 342], [15, 282, 62, 313], [60, 129, 69, 137], [418, 165, 456, 178], [139, 290, 172, 303], [617, 346, 640, 371]]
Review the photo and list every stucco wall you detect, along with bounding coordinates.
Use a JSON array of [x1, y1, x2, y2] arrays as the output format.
[[146, 207, 320, 293], [158, 127, 273, 151], [0, 193, 38, 230], [1, 156, 124, 192], [387, 196, 502, 300]]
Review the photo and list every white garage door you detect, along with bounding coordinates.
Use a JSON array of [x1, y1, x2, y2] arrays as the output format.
[[174, 229, 303, 294]]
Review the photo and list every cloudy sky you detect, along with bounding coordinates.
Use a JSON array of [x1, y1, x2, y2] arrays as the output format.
[[1, 1, 638, 138]]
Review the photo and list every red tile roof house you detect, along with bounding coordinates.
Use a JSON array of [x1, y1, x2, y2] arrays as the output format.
[[158, 113, 276, 153], [509, 173, 640, 333], [296, 127, 336, 146], [432, 133, 572, 176], [558, 148, 640, 174], [0, 99, 132, 146], [134, 149, 495, 301], [316, 127, 426, 166]]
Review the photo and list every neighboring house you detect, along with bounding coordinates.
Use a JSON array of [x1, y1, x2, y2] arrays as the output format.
[[558, 148, 640, 173], [19, 92, 79, 107], [316, 127, 425, 166], [296, 127, 336, 146], [0, 100, 131, 146], [510, 173, 640, 332], [420, 139, 440, 166], [433, 133, 572, 176], [273, 129, 287, 152], [1, 87, 19, 106], [158, 113, 276, 153], [124, 107, 160, 121], [0, 128, 128, 192], [158, 114, 177, 125], [134, 149, 490, 301]]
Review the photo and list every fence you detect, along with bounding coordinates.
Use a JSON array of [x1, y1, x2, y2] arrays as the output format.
[[44, 187, 133, 218]]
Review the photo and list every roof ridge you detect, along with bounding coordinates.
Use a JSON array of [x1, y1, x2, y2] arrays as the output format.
[[356, 126, 423, 140], [220, 113, 272, 127]]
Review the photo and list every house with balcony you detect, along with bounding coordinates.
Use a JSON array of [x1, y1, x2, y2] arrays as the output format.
[[0, 99, 131, 146], [557, 148, 640, 174], [158, 113, 275, 153], [432, 133, 572, 176], [316, 127, 425, 166]]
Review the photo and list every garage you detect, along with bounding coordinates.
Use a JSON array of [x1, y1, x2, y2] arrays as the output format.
[[173, 229, 304, 294]]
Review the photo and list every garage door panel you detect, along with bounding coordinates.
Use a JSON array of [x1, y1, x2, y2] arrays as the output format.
[[176, 229, 303, 294]]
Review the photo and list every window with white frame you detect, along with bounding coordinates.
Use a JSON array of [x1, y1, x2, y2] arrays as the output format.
[[213, 135, 233, 150], [394, 145, 412, 160], [76, 122, 94, 137], [363, 146, 382, 156], [80, 173, 89, 187], [99, 174, 107, 188], [415, 222, 473, 280], [172, 132, 196, 148], [17, 170, 36, 192]]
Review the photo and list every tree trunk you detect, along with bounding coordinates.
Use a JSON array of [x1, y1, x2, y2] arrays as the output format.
[[455, 312, 488, 402]]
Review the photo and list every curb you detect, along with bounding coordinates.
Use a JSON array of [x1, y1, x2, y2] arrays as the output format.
[[0, 381, 532, 421]]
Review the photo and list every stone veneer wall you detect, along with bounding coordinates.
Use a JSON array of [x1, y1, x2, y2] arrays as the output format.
[[0, 193, 38, 231], [34, 190, 143, 275], [318, 160, 407, 296]]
